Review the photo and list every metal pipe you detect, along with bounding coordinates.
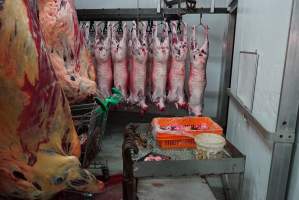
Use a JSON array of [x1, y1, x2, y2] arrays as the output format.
[[137, 0, 139, 21], [157, 0, 161, 13], [210, 0, 215, 13], [227, 88, 294, 143]]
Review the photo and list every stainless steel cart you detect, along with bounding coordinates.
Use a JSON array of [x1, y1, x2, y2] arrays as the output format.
[[123, 123, 245, 200]]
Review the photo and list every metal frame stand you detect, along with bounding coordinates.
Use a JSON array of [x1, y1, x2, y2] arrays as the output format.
[[217, 7, 237, 129], [122, 123, 245, 200]]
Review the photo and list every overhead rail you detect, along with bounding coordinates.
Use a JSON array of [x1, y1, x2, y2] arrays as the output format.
[[77, 7, 229, 21], [164, 0, 187, 7]]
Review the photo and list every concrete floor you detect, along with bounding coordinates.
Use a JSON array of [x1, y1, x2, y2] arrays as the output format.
[[138, 177, 217, 200], [91, 125, 124, 175]]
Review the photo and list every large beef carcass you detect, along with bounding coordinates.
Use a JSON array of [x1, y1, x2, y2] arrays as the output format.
[[151, 21, 170, 111], [168, 21, 188, 108], [94, 22, 113, 98], [38, 0, 97, 103], [189, 25, 209, 116], [111, 22, 129, 100], [128, 21, 149, 112], [0, 0, 103, 199]]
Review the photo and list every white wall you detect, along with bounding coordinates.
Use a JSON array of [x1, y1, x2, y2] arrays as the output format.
[[75, 0, 227, 117], [227, 0, 293, 199], [230, 0, 292, 132]]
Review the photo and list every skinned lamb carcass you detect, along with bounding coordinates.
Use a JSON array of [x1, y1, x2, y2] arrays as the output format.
[[168, 21, 188, 108], [38, 0, 97, 103], [146, 27, 154, 98], [94, 22, 113, 98], [151, 21, 170, 111], [0, 0, 103, 199], [81, 21, 95, 57], [81, 21, 91, 49], [189, 25, 209, 116], [128, 21, 149, 112], [111, 22, 129, 100]]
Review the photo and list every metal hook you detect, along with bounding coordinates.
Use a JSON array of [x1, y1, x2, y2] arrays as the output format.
[[103, 21, 108, 34], [89, 21, 95, 36], [186, 0, 196, 9], [197, 12, 208, 29], [177, 20, 182, 34], [117, 21, 123, 33], [200, 12, 203, 25], [168, 21, 172, 33], [146, 20, 154, 33], [194, 12, 209, 32]]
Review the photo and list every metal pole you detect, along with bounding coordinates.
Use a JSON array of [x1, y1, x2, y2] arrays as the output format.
[[217, 10, 237, 128], [137, 0, 139, 22], [266, 0, 299, 199], [157, 0, 161, 13]]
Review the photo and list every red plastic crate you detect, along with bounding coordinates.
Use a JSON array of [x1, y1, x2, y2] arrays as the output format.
[[152, 117, 223, 149]]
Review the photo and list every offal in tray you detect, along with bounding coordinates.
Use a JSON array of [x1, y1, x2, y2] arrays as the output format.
[[160, 124, 209, 132], [139, 152, 171, 162]]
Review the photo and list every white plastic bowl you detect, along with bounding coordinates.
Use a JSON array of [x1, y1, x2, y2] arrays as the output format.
[[194, 133, 226, 158]]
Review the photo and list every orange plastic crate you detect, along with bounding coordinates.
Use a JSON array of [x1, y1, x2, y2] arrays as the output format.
[[152, 117, 223, 149]]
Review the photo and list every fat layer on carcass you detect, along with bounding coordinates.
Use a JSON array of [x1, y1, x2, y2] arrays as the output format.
[[0, 0, 103, 199], [151, 21, 170, 111], [168, 21, 188, 108], [94, 21, 113, 98], [111, 22, 129, 100], [188, 25, 209, 116], [38, 0, 97, 103], [128, 21, 149, 112]]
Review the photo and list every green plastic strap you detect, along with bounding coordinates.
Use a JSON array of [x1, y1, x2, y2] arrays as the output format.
[[106, 87, 123, 106], [94, 98, 106, 114], [94, 88, 123, 114]]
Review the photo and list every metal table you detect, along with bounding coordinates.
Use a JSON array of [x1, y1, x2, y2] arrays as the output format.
[[122, 123, 245, 200]]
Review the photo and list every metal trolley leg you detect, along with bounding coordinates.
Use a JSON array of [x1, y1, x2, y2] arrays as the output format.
[[123, 128, 139, 200]]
